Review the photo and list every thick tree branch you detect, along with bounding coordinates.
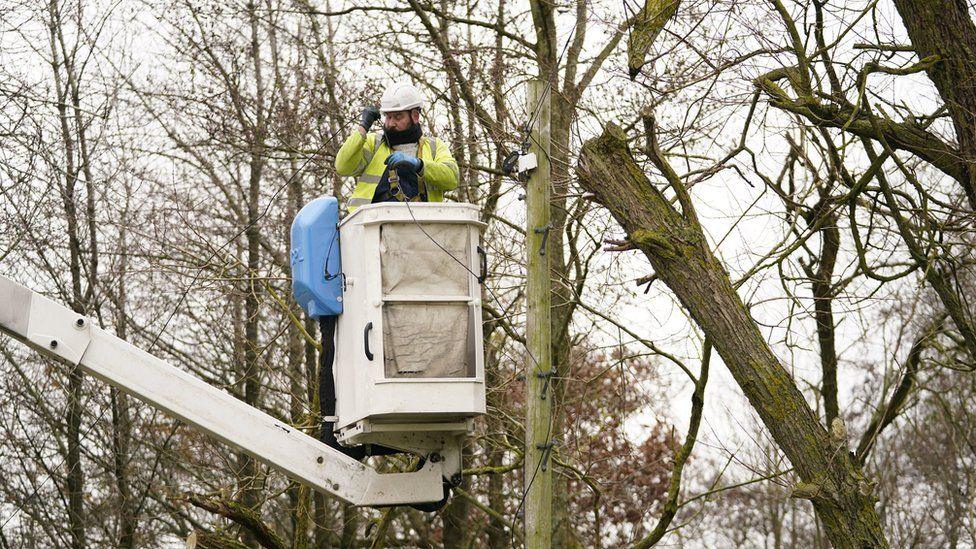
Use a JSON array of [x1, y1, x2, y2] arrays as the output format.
[[185, 493, 286, 549], [405, 0, 506, 142], [578, 122, 888, 548], [755, 67, 969, 188], [862, 112, 976, 361], [892, 0, 976, 208], [855, 315, 946, 463], [642, 109, 701, 231], [572, 15, 628, 101]]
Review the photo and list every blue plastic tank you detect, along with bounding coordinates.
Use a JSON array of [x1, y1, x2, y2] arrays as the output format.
[[291, 196, 343, 317]]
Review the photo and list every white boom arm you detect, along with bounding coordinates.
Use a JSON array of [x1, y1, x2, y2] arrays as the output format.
[[0, 275, 445, 507]]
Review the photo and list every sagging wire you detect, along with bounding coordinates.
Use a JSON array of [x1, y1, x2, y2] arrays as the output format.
[[503, 15, 588, 544], [401, 198, 554, 541], [393, 16, 583, 544]]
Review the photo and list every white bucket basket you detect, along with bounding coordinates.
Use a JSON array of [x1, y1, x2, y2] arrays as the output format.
[[333, 203, 486, 447]]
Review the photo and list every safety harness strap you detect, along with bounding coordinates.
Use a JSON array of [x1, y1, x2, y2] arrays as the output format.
[[385, 137, 429, 203]]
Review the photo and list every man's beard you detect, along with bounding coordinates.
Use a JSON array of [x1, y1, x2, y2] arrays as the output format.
[[384, 119, 423, 146]]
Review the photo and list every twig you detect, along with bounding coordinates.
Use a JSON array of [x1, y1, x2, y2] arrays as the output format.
[[632, 339, 711, 548]]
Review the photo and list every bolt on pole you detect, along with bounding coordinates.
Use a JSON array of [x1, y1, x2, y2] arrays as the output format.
[[523, 78, 553, 548]]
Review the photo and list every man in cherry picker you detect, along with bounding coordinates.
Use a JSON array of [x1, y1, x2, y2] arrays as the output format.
[[335, 81, 459, 210], [325, 82, 461, 466]]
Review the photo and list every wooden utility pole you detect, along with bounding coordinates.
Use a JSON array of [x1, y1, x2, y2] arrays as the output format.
[[524, 79, 553, 548]]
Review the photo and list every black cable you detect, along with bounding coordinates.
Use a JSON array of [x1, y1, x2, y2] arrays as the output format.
[[323, 225, 340, 281], [521, 15, 580, 148], [401, 199, 552, 546], [505, 15, 582, 546]]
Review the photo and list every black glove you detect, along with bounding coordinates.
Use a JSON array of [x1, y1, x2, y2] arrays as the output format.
[[360, 106, 381, 131]]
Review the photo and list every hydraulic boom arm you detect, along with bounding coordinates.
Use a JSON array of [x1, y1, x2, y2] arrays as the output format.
[[0, 275, 446, 507]]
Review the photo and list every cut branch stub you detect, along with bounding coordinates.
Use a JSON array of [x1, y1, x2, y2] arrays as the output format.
[[791, 482, 823, 500]]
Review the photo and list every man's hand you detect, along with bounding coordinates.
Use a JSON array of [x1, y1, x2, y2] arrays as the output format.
[[385, 151, 424, 174], [359, 106, 381, 131]]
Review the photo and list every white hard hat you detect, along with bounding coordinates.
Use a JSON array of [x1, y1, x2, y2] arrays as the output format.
[[379, 82, 425, 113]]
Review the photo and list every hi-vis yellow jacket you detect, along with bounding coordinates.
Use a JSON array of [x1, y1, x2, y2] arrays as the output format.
[[334, 131, 459, 211]]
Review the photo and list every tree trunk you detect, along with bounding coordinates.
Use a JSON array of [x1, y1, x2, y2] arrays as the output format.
[[111, 188, 137, 548], [485, 442, 507, 549], [65, 365, 86, 549], [287, 314, 311, 548], [483, 337, 508, 549], [528, 2, 585, 542], [892, 0, 976, 208], [578, 123, 888, 548], [238, 3, 268, 544], [549, 95, 582, 549], [47, 2, 87, 545], [284, 108, 311, 549], [340, 503, 359, 549], [311, 492, 339, 549], [440, 465, 470, 547], [806, 210, 840, 425]]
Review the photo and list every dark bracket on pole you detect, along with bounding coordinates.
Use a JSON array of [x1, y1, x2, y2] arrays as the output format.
[[534, 224, 552, 257], [537, 369, 554, 400], [536, 441, 555, 472]]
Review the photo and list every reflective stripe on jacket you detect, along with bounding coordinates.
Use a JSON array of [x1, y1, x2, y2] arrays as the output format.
[[334, 130, 460, 211]]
